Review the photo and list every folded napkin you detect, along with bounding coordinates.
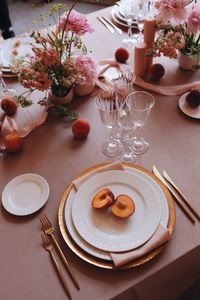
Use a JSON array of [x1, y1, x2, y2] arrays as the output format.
[[98, 59, 200, 96], [0, 98, 48, 148], [72, 161, 171, 267], [72, 161, 124, 190]]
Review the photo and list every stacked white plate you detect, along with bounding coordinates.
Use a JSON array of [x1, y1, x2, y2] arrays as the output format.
[[64, 166, 169, 261]]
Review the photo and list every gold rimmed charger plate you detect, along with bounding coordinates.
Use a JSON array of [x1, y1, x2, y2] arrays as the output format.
[[58, 163, 175, 269]]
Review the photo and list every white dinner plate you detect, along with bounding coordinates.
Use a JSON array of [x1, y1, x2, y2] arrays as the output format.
[[179, 92, 200, 119], [0, 36, 34, 68], [65, 166, 169, 260], [2, 174, 50, 216], [72, 170, 161, 252]]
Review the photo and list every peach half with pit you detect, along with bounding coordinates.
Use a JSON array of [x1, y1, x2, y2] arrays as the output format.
[[111, 194, 135, 218], [92, 188, 115, 209]]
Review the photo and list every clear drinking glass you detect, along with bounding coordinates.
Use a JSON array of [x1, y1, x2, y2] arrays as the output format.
[[118, 101, 136, 163], [94, 90, 124, 157], [112, 68, 135, 140], [119, 0, 138, 47], [0, 64, 16, 98], [112, 68, 135, 98], [135, 0, 148, 43], [126, 91, 155, 154]]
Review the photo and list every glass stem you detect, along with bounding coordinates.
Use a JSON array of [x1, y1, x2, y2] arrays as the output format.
[[127, 20, 132, 38], [109, 127, 115, 145]]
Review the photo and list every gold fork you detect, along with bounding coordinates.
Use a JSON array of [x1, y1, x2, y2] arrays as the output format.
[[41, 233, 72, 299], [40, 214, 80, 290]]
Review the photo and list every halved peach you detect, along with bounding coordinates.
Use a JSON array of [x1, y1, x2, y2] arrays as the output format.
[[111, 194, 135, 218], [92, 188, 115, 209]]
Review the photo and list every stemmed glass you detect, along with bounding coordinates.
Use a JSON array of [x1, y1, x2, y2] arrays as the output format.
[[126, 91, 155, 154], [94, 90, 124, 157], [118, 101, 136, 163], [0, 64, 16, 98], [135, 0, 149, 43], [112, 68, 135, 98], [119, 0, 138, 47]]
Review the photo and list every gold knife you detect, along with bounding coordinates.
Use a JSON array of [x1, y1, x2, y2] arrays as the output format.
[[97, 16, 114, 33], [101, 16, 123, 34], [152, 165, 196, 224], [163, 170, 200, 221]]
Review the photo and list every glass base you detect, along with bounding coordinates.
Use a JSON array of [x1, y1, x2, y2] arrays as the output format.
[[101, 140, 122, 157], [122, 37, 138, 48], [120, 150, 136, 163], [131, 137, 150, 155]]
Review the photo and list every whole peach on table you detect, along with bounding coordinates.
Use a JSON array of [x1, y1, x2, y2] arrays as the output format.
[[72, 118, 90, 139], [147, 63, 165, 81], [1, 96, 18, 116], [186, 90, 200, 108], [115, 47, 129, 63], [4, 132, 23, 153], [92, 188, 115, 209]]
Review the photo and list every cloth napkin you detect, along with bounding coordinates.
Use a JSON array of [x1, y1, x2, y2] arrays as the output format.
[[72, 161, 171, 268], [0, 97, 48, 148], [98, 59, 200, 96]]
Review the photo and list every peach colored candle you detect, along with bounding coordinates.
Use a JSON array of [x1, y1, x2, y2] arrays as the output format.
[[134, 43, 146, 77], [144, 19, 156, 70]]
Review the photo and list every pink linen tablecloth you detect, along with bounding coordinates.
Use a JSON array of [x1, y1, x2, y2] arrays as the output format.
[[0, 6, 200, 300]]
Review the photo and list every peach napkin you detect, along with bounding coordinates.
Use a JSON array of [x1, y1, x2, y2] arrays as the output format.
[[98, 59, 200, 96], [72, 161, 171, 267], [0, 97, 48, 148]]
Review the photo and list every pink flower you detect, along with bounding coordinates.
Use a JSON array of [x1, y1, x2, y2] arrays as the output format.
[[155, 0, 190, 23], [187, 4, 200, 34], [58, 10, 93, 35], [33, 48, 59, 67], [75, 55, 98, 85]]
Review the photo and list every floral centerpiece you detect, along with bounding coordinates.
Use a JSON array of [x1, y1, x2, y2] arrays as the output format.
[[14, 1, 97, 120], [147, 0, 200, 69]]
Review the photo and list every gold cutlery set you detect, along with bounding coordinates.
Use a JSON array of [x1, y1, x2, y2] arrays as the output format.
[[40, 214, 80, 299], [153, 166, 200, 224], [97, 16, 122, 34]]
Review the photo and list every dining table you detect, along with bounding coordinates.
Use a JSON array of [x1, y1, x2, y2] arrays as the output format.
[[0, 5, 200, 300]]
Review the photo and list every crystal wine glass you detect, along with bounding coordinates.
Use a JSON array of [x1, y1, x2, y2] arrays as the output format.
[[112, 68, 135, 98], [126, 91, 155, 154], [135, 0, 149, 44], [94, 90, 124, 157], [119, 0, 138, 47], [0, 64, 16, 98], [118, 101, 136, 163], [112, 68, 135, 140]]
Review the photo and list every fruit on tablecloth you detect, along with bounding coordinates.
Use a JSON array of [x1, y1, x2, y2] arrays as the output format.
[[112, 194, 135, 218], [72, 118, 90, 138], [148, 63, 165, 81], [186, 90, 200, 108], [115, 47, 129, 63], [4, 133, 23, 153], [1, 96, 18, 116], [92, 188, 115, 209]]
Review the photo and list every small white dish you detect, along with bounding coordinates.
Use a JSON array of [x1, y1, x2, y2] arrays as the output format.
[[2, 173, 50, 216], [179, 92, 200, 119], [72, 170, 161, 252]]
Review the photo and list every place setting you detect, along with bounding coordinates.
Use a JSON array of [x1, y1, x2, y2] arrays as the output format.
[[58, 161, 176, 269]]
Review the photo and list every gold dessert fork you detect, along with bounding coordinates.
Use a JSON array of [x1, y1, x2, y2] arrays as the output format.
[[40, 214, 80, 290], [41, 233, 72, 300]]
